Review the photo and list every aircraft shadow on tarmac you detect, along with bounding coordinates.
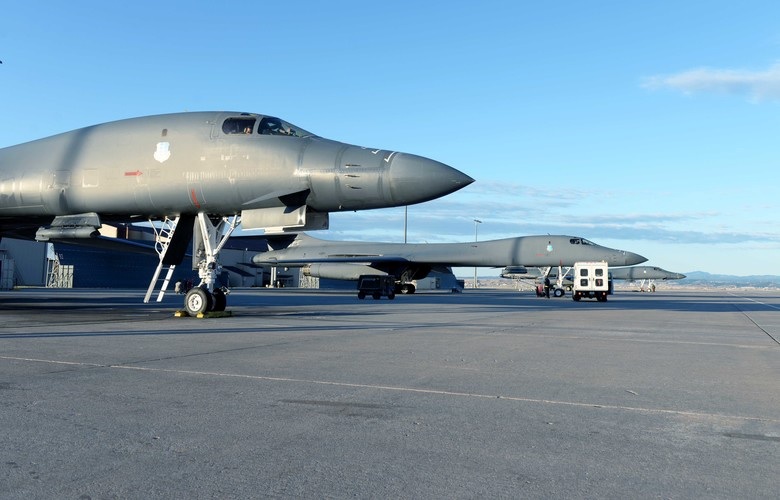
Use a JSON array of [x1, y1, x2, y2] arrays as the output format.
[[303, 290, 778, 315], [0, 293, 776, 342], [0, 288, 776, 318]]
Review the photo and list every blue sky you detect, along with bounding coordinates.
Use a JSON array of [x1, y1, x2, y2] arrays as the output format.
[[2, 1, 778, 276]]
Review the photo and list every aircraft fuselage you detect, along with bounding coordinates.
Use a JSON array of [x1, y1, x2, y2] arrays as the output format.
[[0, 112, 472, 220], [256, 234, 647, 269]]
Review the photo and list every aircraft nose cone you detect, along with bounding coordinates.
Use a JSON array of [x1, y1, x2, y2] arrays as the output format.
[[623, 251, 647, 266], [387, 153, 474, 205]]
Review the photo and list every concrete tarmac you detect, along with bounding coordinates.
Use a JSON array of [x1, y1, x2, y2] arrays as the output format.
[[1, 287, 778, 498]]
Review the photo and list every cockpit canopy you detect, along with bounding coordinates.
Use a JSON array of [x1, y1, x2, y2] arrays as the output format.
[[569, 237, 596, 246], [221, 114, 314, 138]]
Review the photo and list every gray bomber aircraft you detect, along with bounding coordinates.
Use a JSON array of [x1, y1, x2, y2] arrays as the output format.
[[610, 266, 686, 292], [0, 111, 473, 313], [501, 265, 685, 282], [253, 233, 647, 294], [610, 266, 686, 281], [501, 265, 686, 293]]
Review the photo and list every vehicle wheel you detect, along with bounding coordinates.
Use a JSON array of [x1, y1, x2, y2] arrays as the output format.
[[572, 294, 581, 301], [388, 292, 395, 300], [358, 291, 366, 300], [185, 287, 212, 315], [553, 288, 565, 298], [372, 292, 381, 300], [212, 289, 226, 311]]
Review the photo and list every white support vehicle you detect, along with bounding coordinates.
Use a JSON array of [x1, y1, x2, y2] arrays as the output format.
[[572, 261, 610, 302]]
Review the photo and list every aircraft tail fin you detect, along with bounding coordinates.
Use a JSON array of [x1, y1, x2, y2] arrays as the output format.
[[264, 232, 318, 251]]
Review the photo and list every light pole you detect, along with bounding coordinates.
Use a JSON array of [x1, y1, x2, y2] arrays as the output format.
[[473, 219, 482, 289], [404, 206, 408, 243]]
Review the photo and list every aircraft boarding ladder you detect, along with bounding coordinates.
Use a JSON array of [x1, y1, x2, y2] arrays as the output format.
[[144, 216, 181, 303]]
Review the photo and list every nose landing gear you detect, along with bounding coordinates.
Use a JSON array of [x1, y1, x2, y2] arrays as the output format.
[[146, 213, 238, 316]]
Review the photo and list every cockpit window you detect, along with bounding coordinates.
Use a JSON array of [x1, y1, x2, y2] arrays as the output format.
[[222, 117, 256, 135], [569, 238, 595, 246], [221, 115, 315, 138], [258, 116, 313, 137]]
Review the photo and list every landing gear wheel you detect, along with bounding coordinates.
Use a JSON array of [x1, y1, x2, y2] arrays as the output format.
[[400, 284, 416, 294], [388, 292, 395, 300], [185, 287, 212, 315], [212, 289, 227, 311]]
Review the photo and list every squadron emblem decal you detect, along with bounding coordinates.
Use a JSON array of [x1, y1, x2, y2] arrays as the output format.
[[154, 141, 171, 163]]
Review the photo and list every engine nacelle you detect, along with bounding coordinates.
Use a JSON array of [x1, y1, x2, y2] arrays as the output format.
[[302, 263, 385, 281]]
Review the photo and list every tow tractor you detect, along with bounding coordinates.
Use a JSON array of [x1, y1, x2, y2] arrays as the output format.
[[572, 261, 611, 302], [534, 265, 569, 297], [357, 275, 396, 300]]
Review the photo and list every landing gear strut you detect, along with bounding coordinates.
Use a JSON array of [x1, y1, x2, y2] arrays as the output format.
[[146, 213, 238, 315], [182, 214, 237, 315]]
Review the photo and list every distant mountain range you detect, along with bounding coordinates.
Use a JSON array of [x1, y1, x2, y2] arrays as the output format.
[[681, 271, 780, 288]]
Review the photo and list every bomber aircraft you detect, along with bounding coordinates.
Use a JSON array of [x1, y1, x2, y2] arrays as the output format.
[[253, 233, 647, 294], [0, 112, 473, 313], [501, 265, 686, 294], [609, 266, 686, 291]]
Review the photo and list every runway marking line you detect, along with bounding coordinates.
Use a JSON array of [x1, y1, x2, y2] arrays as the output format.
[[0, 356, 104, 367], [728, 293, 780, 311], [3, 355, 777, 424], [727, 293, 780, 345]]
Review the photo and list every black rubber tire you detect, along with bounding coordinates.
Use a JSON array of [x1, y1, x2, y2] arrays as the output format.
[[212, 289, 227, 311], [185, 287, 212, 315]]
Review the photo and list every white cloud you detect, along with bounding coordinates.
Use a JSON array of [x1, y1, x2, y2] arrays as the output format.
[[642, 62, 780, 101], [327, 189, 780, 247]]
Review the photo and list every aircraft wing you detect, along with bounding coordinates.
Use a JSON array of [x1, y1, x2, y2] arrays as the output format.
[[257, 254, 412, 265]]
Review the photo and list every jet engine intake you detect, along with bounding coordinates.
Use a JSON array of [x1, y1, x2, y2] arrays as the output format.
[[241, 206, 329, 233]]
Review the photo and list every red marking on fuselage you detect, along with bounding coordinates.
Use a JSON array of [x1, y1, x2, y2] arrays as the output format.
[[124, 170, 143, 176], [190, 189, 201, 209]]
